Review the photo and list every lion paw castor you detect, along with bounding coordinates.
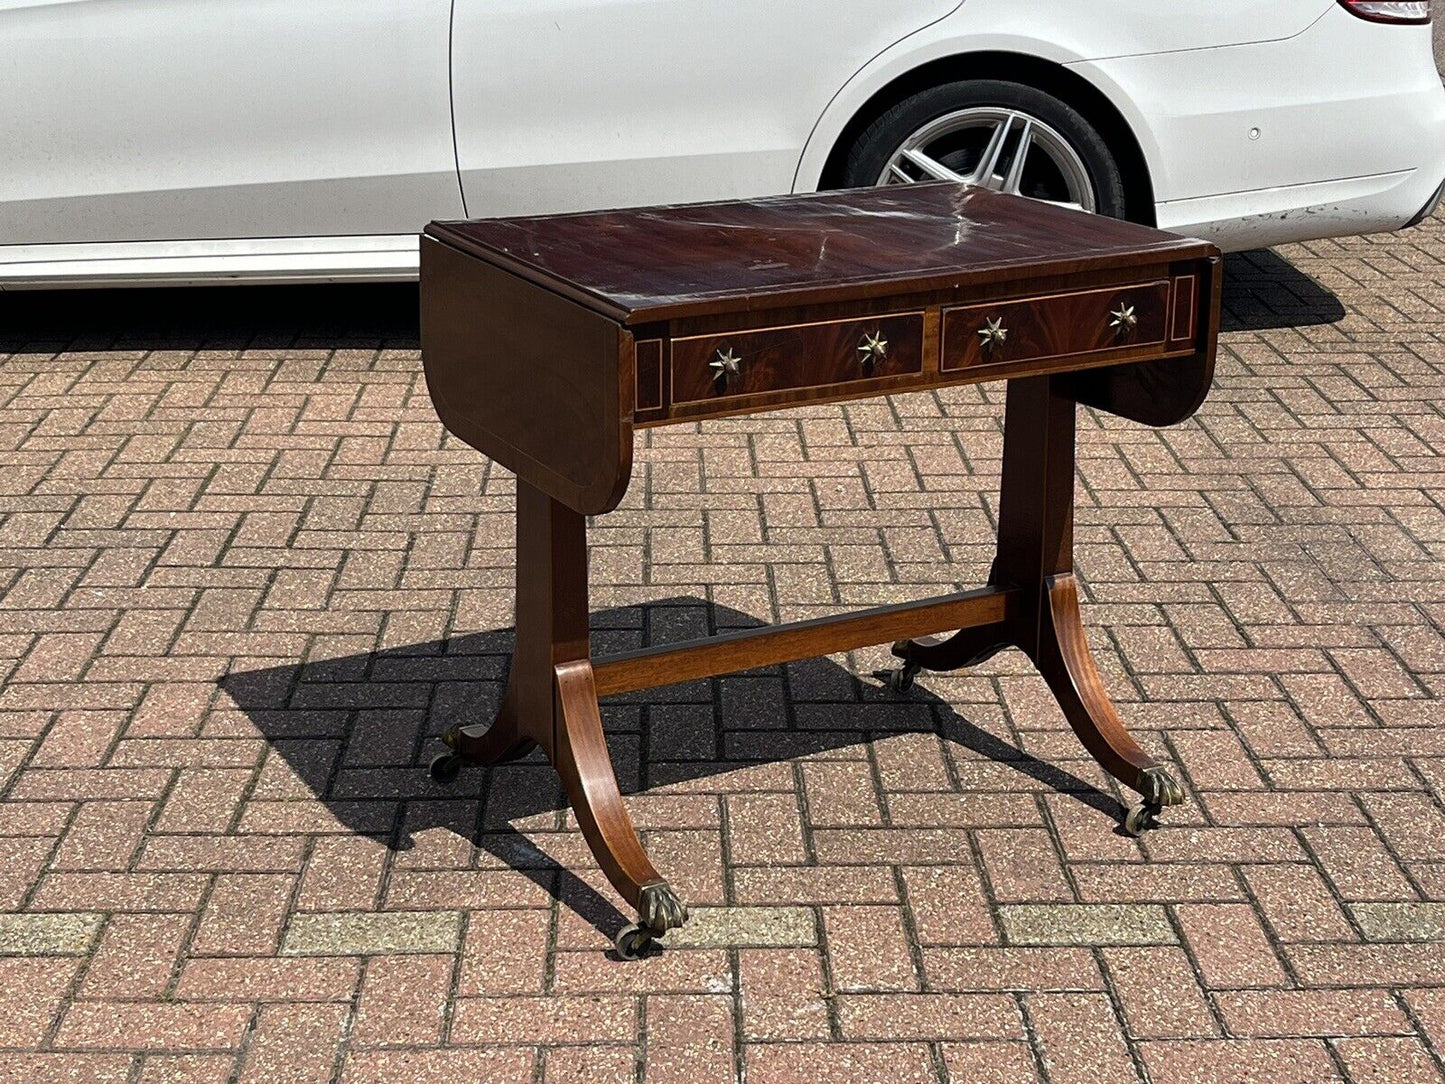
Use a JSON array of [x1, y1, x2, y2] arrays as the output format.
[[613, 882, 689, 959], [1123, 765, 1186, 837]]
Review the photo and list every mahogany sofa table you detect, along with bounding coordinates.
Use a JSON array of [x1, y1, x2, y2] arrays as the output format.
[[419, 182, 1221, 957]]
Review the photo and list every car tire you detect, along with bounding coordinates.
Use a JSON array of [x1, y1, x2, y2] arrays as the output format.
[[839, 79, 1129, 220]]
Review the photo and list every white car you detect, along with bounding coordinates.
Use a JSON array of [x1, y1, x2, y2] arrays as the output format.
[[2, 0, 1442, 287]]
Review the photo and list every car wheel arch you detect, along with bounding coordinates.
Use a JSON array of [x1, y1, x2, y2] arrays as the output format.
[[810, 51, 1157, 227]]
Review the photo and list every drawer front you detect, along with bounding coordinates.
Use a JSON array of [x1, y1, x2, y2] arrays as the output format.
[[671, 312, 925, 405], [942, 280, 1171, 373]]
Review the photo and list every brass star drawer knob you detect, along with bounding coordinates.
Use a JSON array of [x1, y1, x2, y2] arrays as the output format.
[[857, 330, 889, 370], [1110, 302, 1138, 336], [978, 317, 1008, 352], [710, 346, 742, 383]]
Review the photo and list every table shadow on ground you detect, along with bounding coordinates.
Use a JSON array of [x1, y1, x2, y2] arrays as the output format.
[[220, 597, 1123, 941]]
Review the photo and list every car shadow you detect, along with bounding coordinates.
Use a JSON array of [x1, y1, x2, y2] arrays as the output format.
[[0, 283, 421, 353], [0, 247, 1341, 353], [219, 597, 1121, 941], [1220, 249, 1345, 332]]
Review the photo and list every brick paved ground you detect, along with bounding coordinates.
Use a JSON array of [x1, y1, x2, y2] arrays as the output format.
[[1, 208, 1443, 1084]]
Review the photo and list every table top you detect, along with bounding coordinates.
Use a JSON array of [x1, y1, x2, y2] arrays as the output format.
[[424, 182, 1215, 325]]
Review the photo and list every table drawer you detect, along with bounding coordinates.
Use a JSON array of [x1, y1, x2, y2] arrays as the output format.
[[671, 312, 924, 405], [942, 280, 1171, 373]]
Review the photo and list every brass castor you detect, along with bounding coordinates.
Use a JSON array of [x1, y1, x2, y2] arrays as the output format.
[[613, 923, 655, 960], [428, 751, 463, 784], [888, 662, 921, 693], [1122, 765, 1186, 836], [1123, 801, 1159, 837], [886, 639, 923, 693], [614, 882, 688, 960]]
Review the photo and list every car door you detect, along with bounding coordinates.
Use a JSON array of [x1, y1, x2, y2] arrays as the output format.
[[0, 0, 461, 245], [450, 0, 964, 219]]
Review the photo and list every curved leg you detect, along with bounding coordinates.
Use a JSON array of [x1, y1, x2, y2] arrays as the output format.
[[552, 660, 687, 946], [892, 625, 1012, 673], [1029, 575, 1185, 816], [886, 623, 1012, 693], [441, 692, 537, 767]]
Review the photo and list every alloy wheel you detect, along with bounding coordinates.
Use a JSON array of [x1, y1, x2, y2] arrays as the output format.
[[876, 107, 1098, 213]]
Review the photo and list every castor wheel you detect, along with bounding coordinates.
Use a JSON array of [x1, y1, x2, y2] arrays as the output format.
[[888, 662, 921, 693], [614, 923, 655, 960], [1123, 765, 1185, 836], [1123, 802, 1160, 837], [428, 752, 463, 785]]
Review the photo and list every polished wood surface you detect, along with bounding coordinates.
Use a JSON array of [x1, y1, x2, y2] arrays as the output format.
[[420, 238, 633, 515], [426, 182, 1215, 324], [593, 586, 1014, 698], [670, 311, 924, 407], [421, 182, 1221, 951], [941, 279, 1170, 373]]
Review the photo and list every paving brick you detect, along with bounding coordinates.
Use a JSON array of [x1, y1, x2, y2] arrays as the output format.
[[659, 905, 814, 949], [79, 914, 190, 998], [1285, 943, 1445, 987], [801, 760, 883, 827], [1360, 792, 1445, 860], [33, 872, 209, 912], [549, 948, 732, 995], [456, 908, 550, 996], [940, 1041, 1043, 1084], [1000, 904, 1175, 946], [1350, 902, 1445, 942], [293, 836, 388, 911], [924, 946, 1103, 992], [137, 1054, 235, 1084], [1103, 946, 1218, 1040], [728, 867, 895, 907], [191, 873, 295, 956], [901, 863, 998, 946], [745, 1041, 937, 1084], [450, 995, 638, 1045], [1027, 991, 1140, 1084], [173, 956, 361, 1002], [0, 957, 82, 1047], [1408, 989, 1445, 1056], [835, 992, 1023, 1041], [340, 1048, 536, 1084], [154, 768, 253, 834], [724, 794, 808, 865], [737, 947, 831, 1041], [1139, 1039, 1344, 1084], [0, 911, 103, 954], [642, 994, 733, 1084], [1334, 1037, 1445, 1084], [54, 1001, 255, 1051], [1303, 827, 1416, 901], [352, 954, 453, 1047], [237, 1003, 347, 1084], [1176, 903, 1289, 989], [280, 910, 462, 956], [977, 828, 1073, 903], [822, 905, 919, 992], [1242, 864, 1356, 943], [545, 1044, 637, 1084], [0, 1054, 133, 1084], [29, 710, 124, 767], [1213, 989, 1412, 1039]]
